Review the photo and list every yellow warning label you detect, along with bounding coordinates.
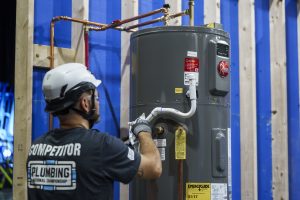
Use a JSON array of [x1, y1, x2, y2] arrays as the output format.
[[175, 88, 183, 94], [206, 23, 215, 28], [175, 127, 186, 160], [186, 183, 211, 200]]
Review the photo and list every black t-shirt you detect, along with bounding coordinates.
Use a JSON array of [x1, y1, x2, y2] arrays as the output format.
[[27, 127, 141, 200]]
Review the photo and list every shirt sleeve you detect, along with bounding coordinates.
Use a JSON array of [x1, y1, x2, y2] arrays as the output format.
[[102, 134, 141, 184]]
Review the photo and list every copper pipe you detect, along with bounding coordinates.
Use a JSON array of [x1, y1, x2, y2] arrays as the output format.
[[124, 17, 165, 31], [188, 0, 195, 26], [178, 160, 183, 200], [50, 22, 55, 68], [88, 25, 135, 32], [98, 7, 168, 31], [52, 16, 108, 28], [169, 10, 189, 20], [124, 11, 188, 31], [49, 6, 169, 68], [49, 21, 55, 130], [84, 27, 89, 68]]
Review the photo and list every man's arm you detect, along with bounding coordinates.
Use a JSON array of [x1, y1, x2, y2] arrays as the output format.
[[137, 132, 162, 179], [132, 120, 162, 179]]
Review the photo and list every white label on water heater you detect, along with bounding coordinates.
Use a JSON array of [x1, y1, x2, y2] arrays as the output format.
[[158, 147, 165, 161], [187, 51, 198, 57], [184, 72, 199, 86], [153, 139, 167, 147], [211, 183, 227, 200]]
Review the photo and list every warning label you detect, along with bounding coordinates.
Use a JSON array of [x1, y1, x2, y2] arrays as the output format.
[[28, 160, 76, 191], [186, 183, 211, 200], [184, 57, 199, 86], [184, 58, 199, 72], [211, 183, 227, 200], [175, 88, 183, 94], [175, 128, 186, 160]]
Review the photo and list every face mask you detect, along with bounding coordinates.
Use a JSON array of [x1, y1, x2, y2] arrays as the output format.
[[88, 110, 100, 128]]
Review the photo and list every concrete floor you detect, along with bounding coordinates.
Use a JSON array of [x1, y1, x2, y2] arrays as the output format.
[[0, 188, 12, 200]]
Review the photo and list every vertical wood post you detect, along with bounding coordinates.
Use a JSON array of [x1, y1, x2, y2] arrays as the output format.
[[238, 1, 258, 199], [120, 0, 138, 199], [72, 0, 89, 64], [204, 0, 220, 24], [13, 0, 34, 199], [269, 0, 289, 199]]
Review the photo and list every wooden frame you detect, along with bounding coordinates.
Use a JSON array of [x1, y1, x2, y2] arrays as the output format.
[[13, 0, 34, 199], [269, 0, 289, 199], [204, 0, 220, 24], [120, 0, 138, 199], [238, 1, 258, 199], [33, 0, 88, 68]]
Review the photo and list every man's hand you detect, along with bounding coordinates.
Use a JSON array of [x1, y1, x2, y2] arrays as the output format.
[[131, 118, 152, 137]]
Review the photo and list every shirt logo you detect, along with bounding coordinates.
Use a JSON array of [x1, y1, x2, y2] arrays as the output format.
[[127, 147, 135, 161], [28, 160, 76, 191], [29, 143, 81, 157]]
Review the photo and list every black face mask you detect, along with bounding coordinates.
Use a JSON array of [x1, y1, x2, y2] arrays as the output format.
[[87, 109, 100, 129]]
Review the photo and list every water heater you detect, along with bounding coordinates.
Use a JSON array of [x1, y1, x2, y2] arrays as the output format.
[[130, 25, 231, 200]]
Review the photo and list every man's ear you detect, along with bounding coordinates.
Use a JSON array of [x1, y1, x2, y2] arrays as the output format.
[[80, 96, 90, 113]]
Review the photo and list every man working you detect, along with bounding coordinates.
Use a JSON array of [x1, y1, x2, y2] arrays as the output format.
[[27, 63, 162, 200]]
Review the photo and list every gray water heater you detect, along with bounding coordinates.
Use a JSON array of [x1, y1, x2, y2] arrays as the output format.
[[130, 26, 231, 200]]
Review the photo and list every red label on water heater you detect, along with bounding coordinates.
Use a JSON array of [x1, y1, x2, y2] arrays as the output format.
[[184, 58, 199, 72]]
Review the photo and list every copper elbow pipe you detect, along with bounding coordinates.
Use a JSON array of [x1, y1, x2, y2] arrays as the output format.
[[49, 6, 170, 69], [124, 11, 188, 31]]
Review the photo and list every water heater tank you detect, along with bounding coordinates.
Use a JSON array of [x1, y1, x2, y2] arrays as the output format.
[[130, 26, 231, 200]]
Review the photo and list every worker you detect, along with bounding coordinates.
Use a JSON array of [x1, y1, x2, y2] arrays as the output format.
[[27, 63, 162, 200]]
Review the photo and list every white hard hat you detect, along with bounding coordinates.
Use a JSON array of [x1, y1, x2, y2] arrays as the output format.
[[42, 63, 101, 113]]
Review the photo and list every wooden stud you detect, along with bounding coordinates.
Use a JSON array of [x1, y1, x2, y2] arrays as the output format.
[[120, 0, 138, 199], [13, 0, 34, 199], [204, 0, 220, 24], [269, 0, 289, 199], [238, 0, 258, 199], [72, 0, 88, 64]]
